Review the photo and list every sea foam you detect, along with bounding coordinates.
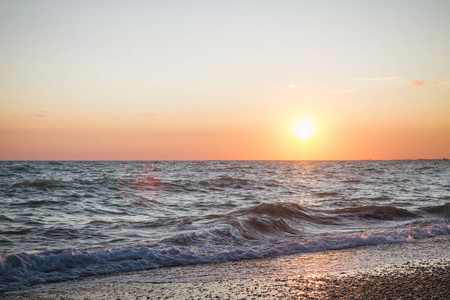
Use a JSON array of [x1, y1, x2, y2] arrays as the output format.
[[1, 219, 449, 292]]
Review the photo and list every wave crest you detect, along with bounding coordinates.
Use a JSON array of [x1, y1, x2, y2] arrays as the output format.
[[1, 219, 449, 292], [12, 179, 68, 188], [336, 205, 418, 220], [235, 203, 308, 218], [421, 202, 450, 218]]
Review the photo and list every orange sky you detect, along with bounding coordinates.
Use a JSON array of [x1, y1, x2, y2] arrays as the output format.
[[1, 1, 449, 160], [1, 97, 449, 160]]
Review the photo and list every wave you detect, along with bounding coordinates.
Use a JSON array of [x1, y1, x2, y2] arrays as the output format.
[[214, 203, 431, 239], [0, 215, 13, 222], [229, 203, 419, 226], [228, 203, 341, 237], [201, 176, 251, 189], [1, 219, 449, 292], [232, 217, 301, 240], [11, 179, 69, 188], [334, 205, 419, 220], [10, 199, 68, 207], [314, 191, 340, 197], [10, 175, 264, 194], [164, 176, 269, 193], [421, 202, 450, 218], [341, 179, 362, 183], [233, 203, 309, 219]]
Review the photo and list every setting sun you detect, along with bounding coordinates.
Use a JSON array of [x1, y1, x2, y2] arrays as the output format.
[[293, 118, 316, 140], [1, 1, 450, 297], [1, 1, 449, 161]]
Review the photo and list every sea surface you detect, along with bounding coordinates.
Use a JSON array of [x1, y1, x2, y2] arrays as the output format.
[[1, 160, 449, 291]]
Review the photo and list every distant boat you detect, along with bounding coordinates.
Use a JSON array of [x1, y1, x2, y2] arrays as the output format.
[[444, 158, 448, 160]]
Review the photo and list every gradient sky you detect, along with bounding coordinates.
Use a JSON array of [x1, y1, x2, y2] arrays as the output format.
[[1, 0, 449, 160]]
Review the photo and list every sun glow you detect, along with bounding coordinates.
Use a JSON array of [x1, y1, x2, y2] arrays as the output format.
[[293, 118, 316, 140]]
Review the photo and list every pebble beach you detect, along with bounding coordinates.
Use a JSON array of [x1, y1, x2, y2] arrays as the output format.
[[2, 260, 449, 299], [3, 235, 449, 299]]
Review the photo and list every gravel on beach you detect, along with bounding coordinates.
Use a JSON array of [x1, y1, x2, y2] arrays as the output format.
[[282, 260, 450, 299], [2, 260, 449, 299]]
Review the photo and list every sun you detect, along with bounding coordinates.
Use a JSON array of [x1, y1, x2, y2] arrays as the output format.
[[293, 118, 316, 140]]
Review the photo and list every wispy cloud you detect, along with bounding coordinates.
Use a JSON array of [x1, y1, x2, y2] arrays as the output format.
[[10, 111, 48, 119], [410, 80, 441, 86], [411, 80, 426, 86], [34, 112, 47, 118]]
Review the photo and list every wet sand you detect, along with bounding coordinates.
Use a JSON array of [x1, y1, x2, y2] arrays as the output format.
[[2, 236, 450, 299]]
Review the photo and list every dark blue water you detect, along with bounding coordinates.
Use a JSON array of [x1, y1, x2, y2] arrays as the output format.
[[1, 161, 449, 291]]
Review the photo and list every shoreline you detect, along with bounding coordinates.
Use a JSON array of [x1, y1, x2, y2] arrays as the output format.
[[3, 260, 449, 299], [2, 235, 450, 299]]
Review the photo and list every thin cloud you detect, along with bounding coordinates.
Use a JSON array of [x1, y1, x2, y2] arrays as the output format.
[[10, 111, 48, 119], [411, 80, 426, 86], [410, 80, 442, 86], [33, 110, 48, 118]]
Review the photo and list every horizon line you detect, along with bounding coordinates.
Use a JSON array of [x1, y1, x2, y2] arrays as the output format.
[[1, 158, 448, 162]]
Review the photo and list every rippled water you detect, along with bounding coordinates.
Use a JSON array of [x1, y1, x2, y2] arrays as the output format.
[[1, 160, 449, 291]]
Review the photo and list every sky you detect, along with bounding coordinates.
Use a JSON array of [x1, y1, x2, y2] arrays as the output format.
[[1, 0, 449, 160]]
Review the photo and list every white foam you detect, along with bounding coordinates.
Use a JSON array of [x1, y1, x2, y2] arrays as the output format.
[[1, 219, 449, 291]]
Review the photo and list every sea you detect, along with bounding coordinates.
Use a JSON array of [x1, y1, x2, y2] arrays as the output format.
[[1, 160, 449, 291]]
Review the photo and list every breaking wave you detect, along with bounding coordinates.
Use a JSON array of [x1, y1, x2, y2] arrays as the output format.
[[1, 219, 449, 292]]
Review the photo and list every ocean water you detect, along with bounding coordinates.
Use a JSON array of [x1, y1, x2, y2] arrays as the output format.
[[0, 160, 449, 291]]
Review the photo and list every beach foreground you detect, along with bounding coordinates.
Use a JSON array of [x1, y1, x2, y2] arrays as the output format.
[[3, 236, 449, 299], [3, 261, 449, 299]]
